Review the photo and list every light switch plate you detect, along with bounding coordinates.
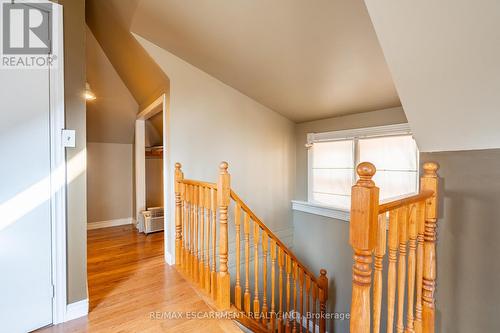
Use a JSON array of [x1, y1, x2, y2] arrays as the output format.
[[62, 129, 76, 148]]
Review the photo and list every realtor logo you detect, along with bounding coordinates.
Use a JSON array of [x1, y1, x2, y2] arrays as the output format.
[[1, 1, 58, 68], [2, 2, 52, 54]]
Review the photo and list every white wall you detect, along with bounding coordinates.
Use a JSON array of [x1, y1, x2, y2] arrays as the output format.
[[364, 0, 500, 152], [134, 33, 296, 262]]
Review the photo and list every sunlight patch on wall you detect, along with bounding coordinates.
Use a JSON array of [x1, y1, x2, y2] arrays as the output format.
[[0, 149, 86, 231]]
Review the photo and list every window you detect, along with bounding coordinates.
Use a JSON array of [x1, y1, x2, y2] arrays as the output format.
[[307, 124, 419, 210]]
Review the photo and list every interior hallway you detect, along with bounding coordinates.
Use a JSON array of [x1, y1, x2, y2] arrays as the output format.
[[37, 225, 241, 332]]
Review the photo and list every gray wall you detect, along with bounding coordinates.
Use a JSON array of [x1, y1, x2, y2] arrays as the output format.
[[59, 0, 88, 304], [295, 107, 407, 199], [421, 149, 500, 332], [293, 212, 352, 333]]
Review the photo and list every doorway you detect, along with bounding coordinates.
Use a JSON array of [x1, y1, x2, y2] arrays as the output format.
[[135, 94, 170, 258]]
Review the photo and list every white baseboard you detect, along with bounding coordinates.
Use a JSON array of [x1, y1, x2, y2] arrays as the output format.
[[87, 217, 134, 230], [164, 251, 174, 266], [65, 298, 88, 322]]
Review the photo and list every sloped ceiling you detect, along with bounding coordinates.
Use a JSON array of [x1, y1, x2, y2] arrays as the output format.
[[364, 0, 500, 152], [86, 27, 138, 144], [86, 0, 170, 110], [128, 0, 400, 122]]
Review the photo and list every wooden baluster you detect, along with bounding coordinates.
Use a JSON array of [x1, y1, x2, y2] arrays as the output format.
[[305, 275, 311, 333], [373, 214, 387, 333], [187, 185, 194, 277], [318, 269, 328, 333], [387, 209, 399, 333], [299, 268, 304, 333], [244, 212, 251, 314], [421, 162, 439, 333], [262, 231, 269, 326], [174, 163, 184, 267], [414, 201, 426, 333], [204, 187, 211, 293], [184, 184, 190, 274], [210, 187, 217, 299], [397, 206, 409, 333], [234, 203, 242, 310], [253, 223, 260, 319], [189, 185, 194, 278], [278, 248, 285, 333], [285, 255, 292, 333], [199, 186, 205, 288], [193, 185, 199, 282], [312, 284, 317, 333], [292, 262, 298, 333], [270, 239, 277, 331], [217, 162, 231, 309], [181, 182, 187, 270], [407, 204, 418, 333], [349, 162, 379, 333]]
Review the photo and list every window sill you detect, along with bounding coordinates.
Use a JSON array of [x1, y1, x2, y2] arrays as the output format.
[[291, 200, 350, 222]]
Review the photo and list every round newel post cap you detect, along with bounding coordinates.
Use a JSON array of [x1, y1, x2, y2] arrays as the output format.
[[175, 162, 182, 169], [357, 162, 376, 178], [423, 162, 439, 176], [356, 162, 376, 186], [320, 269, 327, 277], [219, 161, 229, 173]]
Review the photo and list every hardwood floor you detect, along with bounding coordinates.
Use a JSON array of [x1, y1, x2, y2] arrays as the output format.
[[37, 225, 242, 333]]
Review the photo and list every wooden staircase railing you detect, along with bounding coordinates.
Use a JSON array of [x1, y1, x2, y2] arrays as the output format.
[[349, 162, 439, 333], [175, 162, 329, 333]]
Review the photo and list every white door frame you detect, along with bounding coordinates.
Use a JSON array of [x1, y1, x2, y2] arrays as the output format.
[[135, 94, 172, 264], [49, 4, 68, 324]]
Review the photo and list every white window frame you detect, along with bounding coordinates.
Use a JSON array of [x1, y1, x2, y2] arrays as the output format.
[[296, 123, 418, 221]]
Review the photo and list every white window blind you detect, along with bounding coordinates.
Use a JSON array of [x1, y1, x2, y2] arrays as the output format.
[[308, 124, 419, 210], [311, 140, 354, 209]]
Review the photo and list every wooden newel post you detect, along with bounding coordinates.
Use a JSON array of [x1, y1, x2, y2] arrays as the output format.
[[421, 162, 439, 333], [349, 162, 379, 333], [175, 162, 184, 266], [318, 269, 328, 333], [217, 161, 231, 309]]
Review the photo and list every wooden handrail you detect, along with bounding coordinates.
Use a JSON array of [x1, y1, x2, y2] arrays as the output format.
[[181, 179, 217, 189], [378, 190, 434, 214], [230, 189, 319, 285]]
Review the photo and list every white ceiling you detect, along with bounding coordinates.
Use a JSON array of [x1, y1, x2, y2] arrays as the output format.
[[365, 0, 500, 152], [128, 0, 400, 122]]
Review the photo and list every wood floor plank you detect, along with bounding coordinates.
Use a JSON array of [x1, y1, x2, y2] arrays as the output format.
[[36, 225, 242, 333]]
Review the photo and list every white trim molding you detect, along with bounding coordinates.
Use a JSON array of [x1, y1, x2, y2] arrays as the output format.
[[49, 4, 67, 325], [65, 299, 88, 322], [87, 218, 134, 230], [306, 123, 411, 144], [292, 200, 350, 222]]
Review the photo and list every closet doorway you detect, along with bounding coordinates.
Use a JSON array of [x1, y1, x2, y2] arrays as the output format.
[[135, 94, 169, 242]]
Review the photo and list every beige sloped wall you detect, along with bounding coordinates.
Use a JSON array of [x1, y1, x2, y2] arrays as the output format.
[[134, 33, 296, 261]]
